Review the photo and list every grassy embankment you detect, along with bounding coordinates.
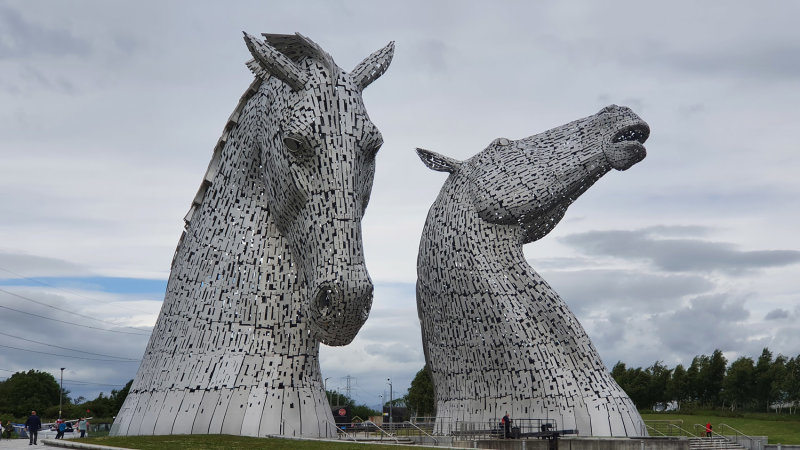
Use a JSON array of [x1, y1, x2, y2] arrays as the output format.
[[84, 434, 439, 450], [641, 411, 800, 444]]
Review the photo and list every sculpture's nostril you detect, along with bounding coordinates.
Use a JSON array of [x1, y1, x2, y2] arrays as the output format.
[[315, 285, 335, 311]]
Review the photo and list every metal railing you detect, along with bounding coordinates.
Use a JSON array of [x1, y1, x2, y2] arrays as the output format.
[[428, 418, 560, 439], [404, 420, 439, 445], [719, 423, 762, 450], [326, 419, 357, 441], [645, 419, 702, 438], [364, 420, 401, 443]]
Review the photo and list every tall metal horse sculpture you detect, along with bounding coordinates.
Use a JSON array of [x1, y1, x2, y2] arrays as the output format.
[[112, 33, 393, 438], [416, 105, 650, 436]]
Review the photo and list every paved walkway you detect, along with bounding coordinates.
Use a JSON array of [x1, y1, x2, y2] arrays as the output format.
[[0, 437, 129, 450]]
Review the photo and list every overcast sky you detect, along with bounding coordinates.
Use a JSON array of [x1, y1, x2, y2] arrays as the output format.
[[1, 0, 799, 411]]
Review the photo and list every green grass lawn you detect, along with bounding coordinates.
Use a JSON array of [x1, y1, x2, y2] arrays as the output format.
[[641, 412, 800, 444], [84, 434, 439, 449]]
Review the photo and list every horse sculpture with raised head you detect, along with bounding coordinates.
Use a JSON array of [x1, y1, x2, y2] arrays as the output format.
[[416, 105, 650, 436], [112, 32, 393, 438]]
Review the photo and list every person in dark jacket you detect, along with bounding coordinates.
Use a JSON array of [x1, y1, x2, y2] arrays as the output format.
[[25, 410, 41, 445], [501, 413, 511, 438]]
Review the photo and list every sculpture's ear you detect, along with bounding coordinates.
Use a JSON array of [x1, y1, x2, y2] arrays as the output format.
[[350, 41, 395, 91], [416, 148, 462, 173], [243, 32, 308, 91]]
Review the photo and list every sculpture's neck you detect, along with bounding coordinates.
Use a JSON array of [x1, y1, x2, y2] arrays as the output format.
[[418, 174, 528, 288]]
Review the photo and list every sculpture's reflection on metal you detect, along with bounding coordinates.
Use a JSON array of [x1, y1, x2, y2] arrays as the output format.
[[415, 105, 650, 436], [112, 32, 393, 438]]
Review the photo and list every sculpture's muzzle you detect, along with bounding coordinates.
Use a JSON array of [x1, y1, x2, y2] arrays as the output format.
[[308, 269, 373, 346], [599, 105, 650, 171]]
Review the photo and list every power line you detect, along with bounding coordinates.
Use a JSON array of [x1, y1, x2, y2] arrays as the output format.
[[0, 330, 140, 361], [0, 304, 151, 336], [63, 379, 128, 387], [0, 286, 152, 334], [0, 266, 159, 317], [0, 343, 141, 362]]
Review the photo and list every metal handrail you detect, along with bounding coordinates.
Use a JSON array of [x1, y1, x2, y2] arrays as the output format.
[[669, 423, 702, 437], [325, 420, 357, 441], [645, 420, 700, 438], [364, 420, 401, 443], [403, 420, 439, 445], [694, 423, 712, 437], [719, 423, 761, 450], [693, 423, 731, 450], [645, 423, 669, 437]]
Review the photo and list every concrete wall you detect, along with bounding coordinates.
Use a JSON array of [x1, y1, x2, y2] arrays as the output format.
[[450, 437, 689, 450], [723, 435, 768, 450], [766, 445, 800, 450]]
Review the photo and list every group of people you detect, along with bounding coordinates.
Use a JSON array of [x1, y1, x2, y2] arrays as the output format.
[[21, 410, 89, 445]]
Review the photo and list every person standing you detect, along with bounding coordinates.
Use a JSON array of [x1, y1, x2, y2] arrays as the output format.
[[56, 419, 66, 439], [25, 410, 41, 445], [77, 417, 88, 438], [706, 422, 712, 437], [501, 413, 511, 439]]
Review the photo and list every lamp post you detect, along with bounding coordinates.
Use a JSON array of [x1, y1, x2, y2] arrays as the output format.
[[386, 378, 392, 426], [59, 368, 65, 419], [324, 377, 331, 404]]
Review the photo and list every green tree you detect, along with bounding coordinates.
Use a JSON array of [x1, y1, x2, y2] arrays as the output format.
[[782, 355, 800, 414], [646, 361, 672, 408], [0, 370, 61, 416], [696, 350, 726, 406], [406, 365, 435, 417], [686, 356, 704, 403], [611, 362, 651, 408], [324, 390, 379, 420], [753, 348, 774, 411], [769, 355, 788, 412], [111, 379, 133, 413], [667, 364, 689, 407], [722, 357, 754, 410]]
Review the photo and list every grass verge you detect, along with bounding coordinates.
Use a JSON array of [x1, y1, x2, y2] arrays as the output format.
[[84, 434, 439, 449], [641, 412, 800, 444]]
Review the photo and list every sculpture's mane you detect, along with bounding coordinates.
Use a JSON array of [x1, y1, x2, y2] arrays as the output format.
[[182, 34, 337, 229]]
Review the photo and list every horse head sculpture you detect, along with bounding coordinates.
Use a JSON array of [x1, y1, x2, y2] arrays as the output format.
[[243, 33, 393, 345], [415, 105, 650, 436], [113, 33, 393, 438]]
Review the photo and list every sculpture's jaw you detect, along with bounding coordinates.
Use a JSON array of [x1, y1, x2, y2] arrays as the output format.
[[604, 121, 649, 171]]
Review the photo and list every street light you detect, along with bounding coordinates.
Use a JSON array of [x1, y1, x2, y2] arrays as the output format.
[[386, 378, 392, 426], [59, 368, 65, 419], [324, 377, 331, 404]]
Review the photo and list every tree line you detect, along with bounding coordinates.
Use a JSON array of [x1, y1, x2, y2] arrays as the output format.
[[611, 348, 800, 413], [0, 370, 132, 422]]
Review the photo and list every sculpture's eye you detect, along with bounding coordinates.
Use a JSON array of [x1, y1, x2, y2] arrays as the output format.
[[283, 137, 304, 153], [283, 135, 312, 159]]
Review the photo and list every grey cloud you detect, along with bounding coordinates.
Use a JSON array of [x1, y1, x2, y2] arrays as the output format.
[[542, 268, 714, 316], [410, 39, 450, 74], [0, 252, 91, 278], [0, 6, 91, 59], [560, 229, 800, 273], [765, 308, 790, 320], [654, 294, 750, 353], [364, 343, 422, 364], [649, 42, 800, 81]]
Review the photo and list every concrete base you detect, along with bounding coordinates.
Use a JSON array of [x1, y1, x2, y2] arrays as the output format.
[[451, 436, 688, 450]]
